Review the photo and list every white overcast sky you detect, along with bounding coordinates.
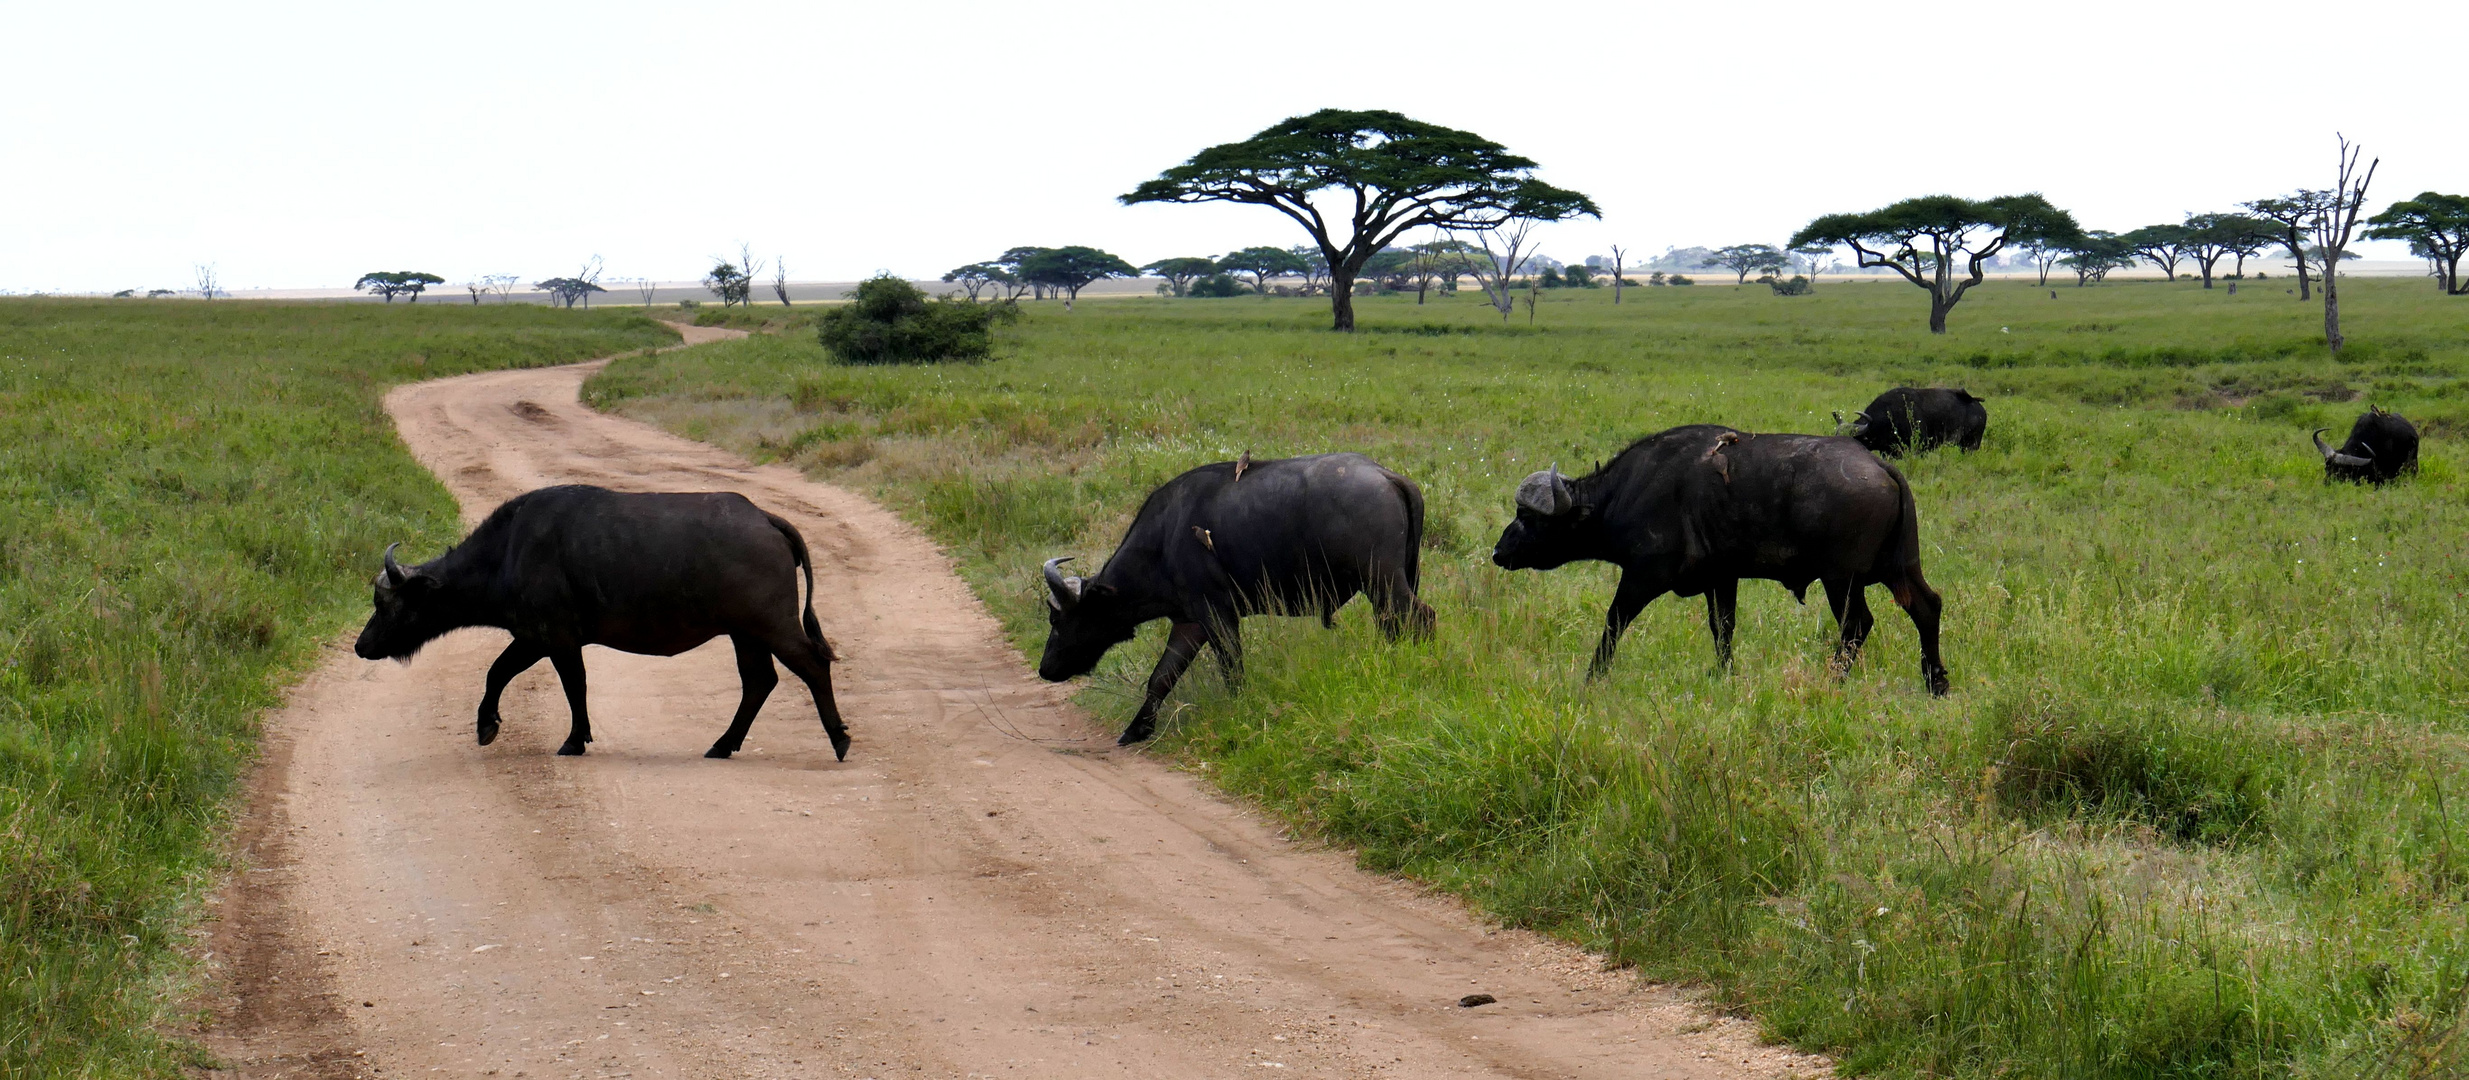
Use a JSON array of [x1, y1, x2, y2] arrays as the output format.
[[2, 0, 2457, 293]]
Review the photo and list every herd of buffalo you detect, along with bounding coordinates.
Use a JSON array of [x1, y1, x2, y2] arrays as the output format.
[[353, 389, 2423, 755]]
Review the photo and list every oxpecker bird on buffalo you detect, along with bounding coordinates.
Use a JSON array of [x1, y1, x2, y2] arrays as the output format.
[[1038, 452, 1435, 745], [1492, 426, 1949, 695], [2313, 406, 2419, 485], [353, 484, 851, 760]]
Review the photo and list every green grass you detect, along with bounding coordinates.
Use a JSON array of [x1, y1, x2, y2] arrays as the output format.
[[0, 299, 671, 1076], [590, 277, 2469, 1078]]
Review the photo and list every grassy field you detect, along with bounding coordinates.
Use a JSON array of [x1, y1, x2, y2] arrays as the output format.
[[0, 299, 672, 1076], [591, 277, 2469, 1079]]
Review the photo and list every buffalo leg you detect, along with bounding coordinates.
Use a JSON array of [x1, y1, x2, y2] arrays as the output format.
[[1703, 578, 1740, 670], [1589, 570, 1665, 680], [1822, 578, 1877, 676], [706, 635, 781, 760], [770, 633, 851, 761], [1888, 571, 1951, 696], [547, 647, 592, 755], [1370, 567, 1437, 641], [1119, 621, 1208, 745], [475, 638, 546, 747]]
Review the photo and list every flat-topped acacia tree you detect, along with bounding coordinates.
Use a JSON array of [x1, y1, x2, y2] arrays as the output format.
[[1791, 194, 2080, 333], [1122, 109, 1598, 331]]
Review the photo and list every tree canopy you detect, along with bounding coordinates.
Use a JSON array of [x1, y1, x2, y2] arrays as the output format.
[[354, 270, 444, 303], [941, 262, 1018, 302], [2178, 213, 2274, 287], [2057, 231, 2135, 286], [535, 277, 606, 309], [1122, 109, 1597, 330], [1217, 246, 1307, 295], [1141, 257, 1221, 297], [1017, 246, 1138, 304], [1791, 194, 2079, 332], [818, 274, 1011, 364], [702, 261, 753, 306], [1700, 244, 1786, 285], [2118, 224, 2192, 281], [2366, 191, 2469, 295]]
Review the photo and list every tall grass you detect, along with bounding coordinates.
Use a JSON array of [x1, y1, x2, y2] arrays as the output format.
[[591, 278, 2469, 1077], [0, 299, 671, 1076]]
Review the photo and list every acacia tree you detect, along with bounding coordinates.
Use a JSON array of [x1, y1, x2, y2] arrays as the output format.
[[485, 274, 521, 304], [2366, 192, 2469, 295], [2312, 135, 2379, 352], [354, 271, 445, 303], [1122, 109, 1597, 331], [2008, 239, 2063, 286], [1217, 246, 1305, 295], [1788, 243, 1833, 286], [2119, 224, 2191, 281], [193, 264, 222, 301], [535, 277, 605, 308], [1142, 257, 1219, 297], [996, 246, 1054, 299], [2180, 213, 2272, 288], [1019, 246, 1138, 307], [703, 261, 752, 306], [2243, 192, 2330, 301], [1701, 243, 1786, 285], [1791, 194, 2080, 332], [2060, 231, 2137, 285], [1287, 245, 1331, 294], [772, 258, 792, 306], [942, 262, 1015, 302]]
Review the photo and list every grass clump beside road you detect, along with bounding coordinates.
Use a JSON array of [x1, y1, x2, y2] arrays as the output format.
[[0, 299, 670, 1076], [593, 277, 2469, 1078]]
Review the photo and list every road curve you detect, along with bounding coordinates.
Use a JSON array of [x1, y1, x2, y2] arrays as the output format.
[[199, 337, 1828, 1079]]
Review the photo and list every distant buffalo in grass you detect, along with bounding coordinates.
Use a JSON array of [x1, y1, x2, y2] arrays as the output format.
[[1039, 452, 1435, 744], [1834, 387, 1987, 456], [1492, 425, 1948, 695], [2313, 406, 2419, 485]]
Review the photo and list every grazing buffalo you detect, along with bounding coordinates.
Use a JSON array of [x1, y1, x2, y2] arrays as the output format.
[[1834, 386, 1987, 455], [354, 484, 849, 760], [1039, 452, 1435, 744], [1492, 425, 1948, 694], [2314, 406, 2420, 485]]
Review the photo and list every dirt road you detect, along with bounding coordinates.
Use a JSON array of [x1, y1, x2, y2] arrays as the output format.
[[199, 334, 1827, 1079]]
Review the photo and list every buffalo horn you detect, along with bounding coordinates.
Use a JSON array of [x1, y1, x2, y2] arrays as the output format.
[[1042, 556, 1082, 610], [1515, 463, 1576, 516], [2314, 429, 2372, 468], [382, 542, 407, 586]]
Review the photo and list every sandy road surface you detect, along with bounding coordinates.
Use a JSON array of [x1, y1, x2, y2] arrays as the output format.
[[199, 331, 1827, 1079]]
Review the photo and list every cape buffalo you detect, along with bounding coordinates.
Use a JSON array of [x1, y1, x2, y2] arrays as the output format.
[[354, 485, 849, 760], [1492, 425, 1948, 694], [1039, 452, 1435, 744], [2314, 406, 2419, 485], [1834, 387, 1987, 455]]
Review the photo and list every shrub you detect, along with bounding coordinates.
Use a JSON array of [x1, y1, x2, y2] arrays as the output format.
[[816, 275, 1010, 365], [1667, 274, 1696, 286], [1188, 274, 1248, 298], [1769, 275, 1813, 296]]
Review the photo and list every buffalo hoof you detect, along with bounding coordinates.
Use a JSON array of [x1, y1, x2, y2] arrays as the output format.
[[1115, 724, 1155, 746], [828, 731, 851, 762], [1926, 673, 1951, 697], [556, 741, 587, 756], [705, 744, 735, 759], [476, 720, 499, 746]]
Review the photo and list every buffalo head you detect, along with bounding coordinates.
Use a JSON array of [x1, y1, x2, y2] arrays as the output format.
[[1037, 556, 1137, 681], [1491, 464, 1590, 571], [1832, 409, 1873, 438], [353, 543, 454, 661]]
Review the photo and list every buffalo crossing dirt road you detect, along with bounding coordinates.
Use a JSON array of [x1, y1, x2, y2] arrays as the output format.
[[199, 328, 1829, 1079]]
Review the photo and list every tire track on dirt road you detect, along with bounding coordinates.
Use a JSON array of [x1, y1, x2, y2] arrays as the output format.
[[200, 331, 1830, 1079]]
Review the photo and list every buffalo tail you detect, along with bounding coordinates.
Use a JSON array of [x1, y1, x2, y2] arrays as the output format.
[[766, 511, 830, 656]]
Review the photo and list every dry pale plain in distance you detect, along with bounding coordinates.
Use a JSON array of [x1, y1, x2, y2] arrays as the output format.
[[195, 324, 1831, 1079]]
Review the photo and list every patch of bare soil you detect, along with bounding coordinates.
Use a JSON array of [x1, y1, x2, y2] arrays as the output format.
[[195, 343, 1829, 1078]]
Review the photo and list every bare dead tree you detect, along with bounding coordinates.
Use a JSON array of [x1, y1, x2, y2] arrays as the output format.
[[578, 255, 605, 310], [1453, 219, 1541, 322], [1609, 244, 1627, 304], [2312, 135, 2379, 352], [736, 243, 767, 300], [485, 274, 521, 303], [634, 277, 658, 306], [193, 263, 221, 300], [772, 257, 791, 306], [465, 280, 487, 304]]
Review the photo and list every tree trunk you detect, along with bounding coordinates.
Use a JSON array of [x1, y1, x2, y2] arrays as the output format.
[[1329, 271, 1357, 331], [2199, 259, 2214, 288], [1928, 292, 1952, 334], [2288, 235, 2312, 301], [2323, 266, 2343, 351]]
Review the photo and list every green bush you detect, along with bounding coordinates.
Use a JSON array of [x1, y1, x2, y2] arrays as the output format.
[[1188, 273, 1248, 298], [815, 274, 1008, 364]]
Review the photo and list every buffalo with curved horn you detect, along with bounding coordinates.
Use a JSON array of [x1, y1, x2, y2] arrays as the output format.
[[1038, 453, 1434, 744], [2313, 406, 2419, 485]]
